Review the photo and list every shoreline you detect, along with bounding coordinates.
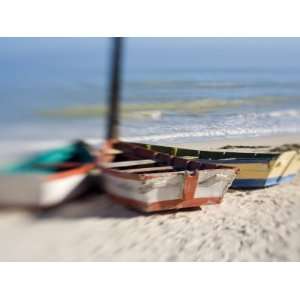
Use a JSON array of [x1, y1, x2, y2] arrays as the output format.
[[172, 133, 300, 150], [1, 132, 299, 162]]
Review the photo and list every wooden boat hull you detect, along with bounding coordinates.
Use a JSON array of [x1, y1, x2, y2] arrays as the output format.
[[102, 168, 236, 212], [134, 143, 300, 189], [196, 151, 300, 188], [0, 164, 95, 207], [0, 141, 96, 207], [231, 174, 296, 188], [100, 141, 237, 212]]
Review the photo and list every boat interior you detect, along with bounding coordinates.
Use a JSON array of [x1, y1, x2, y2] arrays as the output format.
[[132, 143, 278, 163], [2, 141, 94, 174], [100, 141, 237, 175]]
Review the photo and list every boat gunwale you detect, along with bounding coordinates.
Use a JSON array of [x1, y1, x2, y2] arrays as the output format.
[[134, 143, 300, 164], [107, 192, 223, 213], [47, 163, 96, 181], [143, 143, 300, 158], [100, 141, 239, 181]]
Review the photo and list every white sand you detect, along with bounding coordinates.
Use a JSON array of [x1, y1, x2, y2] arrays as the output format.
[[0, 134, 300, 261]]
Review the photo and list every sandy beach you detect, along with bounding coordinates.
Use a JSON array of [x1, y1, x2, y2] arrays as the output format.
[[0, 134, 300, 261]]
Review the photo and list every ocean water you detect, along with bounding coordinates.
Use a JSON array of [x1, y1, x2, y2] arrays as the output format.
[[1, 38, 300, 152]]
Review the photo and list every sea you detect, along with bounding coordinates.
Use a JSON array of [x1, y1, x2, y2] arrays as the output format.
[[1, 38, 300, 154]]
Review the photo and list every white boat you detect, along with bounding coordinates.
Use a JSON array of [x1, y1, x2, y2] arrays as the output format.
[[0, 141, 96, 207], [99, 141, 238, 213]]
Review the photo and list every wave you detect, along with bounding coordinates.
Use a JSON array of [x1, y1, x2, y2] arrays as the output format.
[[268, 109, 300, 118], [39, 95, 300, 120], [127, 80, 300, 90], [2, 107, 300, 158], [2, 124, 300, 158], [38, 98, 245, 119], [122, 127, 300, 143]]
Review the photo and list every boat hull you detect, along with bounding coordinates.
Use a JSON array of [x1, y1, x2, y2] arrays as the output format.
[[231, 174, 296, 188], [134, 143, 300, 189], [0, 164, 95, 207], [102, 166, 236, 213], [200, 151, 300, 188], [0, 141, 96, 207]]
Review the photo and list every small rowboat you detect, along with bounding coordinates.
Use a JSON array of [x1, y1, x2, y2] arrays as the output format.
[[98, 141, 237, 213], [133, 143, 300, 189], [0, 141, 96, 207]]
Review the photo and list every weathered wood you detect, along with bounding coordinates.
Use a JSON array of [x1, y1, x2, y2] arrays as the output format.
[[101, 141, 238, 213], [135, 142, 300, 188], [181, 156, 198, 160], [101, 159, 155, 169], [103, 148, 123, 155], [122, 166, 174, 173]]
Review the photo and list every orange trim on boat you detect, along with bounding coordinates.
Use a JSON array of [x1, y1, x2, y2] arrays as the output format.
[[47, 163, 95, 181], [183, 171, 199, 201], [107, 193, 222, 213]]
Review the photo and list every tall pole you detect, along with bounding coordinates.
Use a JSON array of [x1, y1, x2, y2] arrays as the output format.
[[106, 37, 123, 140]]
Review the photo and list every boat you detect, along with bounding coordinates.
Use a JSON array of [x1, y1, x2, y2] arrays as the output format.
[[0, 141, 96, 207], [132, 143, 300, 188], [98, 141, 238, 212]]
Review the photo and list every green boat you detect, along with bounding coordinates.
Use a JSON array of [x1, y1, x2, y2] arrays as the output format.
[[133, 142, 300, 189], [0, 141, 96, 207]]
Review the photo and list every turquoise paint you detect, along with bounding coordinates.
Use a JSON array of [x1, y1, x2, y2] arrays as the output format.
[[0, 142, 93, 174]]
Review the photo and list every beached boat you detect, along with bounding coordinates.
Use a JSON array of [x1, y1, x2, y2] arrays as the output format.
[[98, 141, 237, 212], [133, 143, 300, 188], [0, 141, 96, 207]]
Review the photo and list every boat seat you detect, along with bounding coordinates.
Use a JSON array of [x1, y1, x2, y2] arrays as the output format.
[[101, 159, 155, 169], [120, 166, 174, 174]]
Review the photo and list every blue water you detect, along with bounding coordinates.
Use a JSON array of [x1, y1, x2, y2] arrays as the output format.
[[1, 38, 300, 148]]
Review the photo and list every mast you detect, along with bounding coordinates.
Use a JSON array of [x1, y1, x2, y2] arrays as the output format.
[[106, 37, 123, 140]]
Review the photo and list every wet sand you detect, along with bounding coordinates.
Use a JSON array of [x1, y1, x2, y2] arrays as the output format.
[[0, 134, 300, 261]]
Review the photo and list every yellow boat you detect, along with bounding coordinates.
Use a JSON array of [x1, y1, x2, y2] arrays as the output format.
[[134, 143, 300, 188]]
